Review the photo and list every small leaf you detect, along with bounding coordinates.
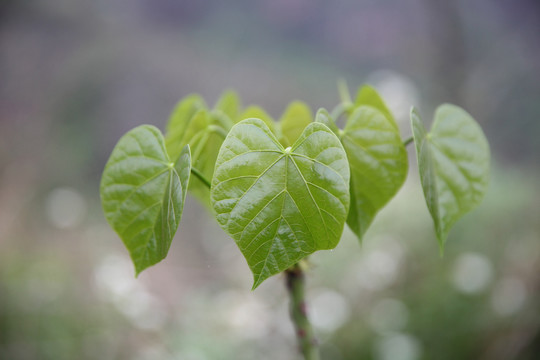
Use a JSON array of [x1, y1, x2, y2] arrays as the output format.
[[211, 119, 350, 289], [341, 106, 408, 241], [238, 105, 276, 133], [278, 101, 312, 147], [315, 108, 340, 136], [166, 109, 226, 207], [211, 109, 235, 131], [337, 78, 352, 105], [214, 90, 240, 121], [355, 85, 396, 129], [165, 94, 206, 161], [411, 105, 490, 250], [101, 126, 191, 275], [165, 93, 233, 207]]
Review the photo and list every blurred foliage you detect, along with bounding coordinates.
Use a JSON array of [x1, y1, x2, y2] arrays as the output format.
[[1, 0, 539, 359]]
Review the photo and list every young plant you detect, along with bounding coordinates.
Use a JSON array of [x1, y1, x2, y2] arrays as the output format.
[[100, 85, 490, 359]]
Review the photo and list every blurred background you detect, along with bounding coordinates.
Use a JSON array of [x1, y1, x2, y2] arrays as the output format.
[[1, 1, 539, 359]]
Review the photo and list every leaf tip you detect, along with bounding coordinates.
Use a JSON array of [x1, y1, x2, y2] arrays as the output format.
[[435, 102, 459, 113], [356, 83, 377, 96], [436, 227, 448, 257], [410, 106, 421, 121], [134, 263, 146, 278], [438, 241, 446, 258], [353, 233, 365, 246], [337, 78, 352, 104], [346, 216, 366, 246], [178, 143, 191, 163], [315, 107, 330, 118], [251, 274, 267, 291]]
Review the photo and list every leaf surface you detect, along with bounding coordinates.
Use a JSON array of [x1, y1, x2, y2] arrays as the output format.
[[278, 101, 312, 147], [165, 94, 206, 161], [238, 105, 276, 133], [411, 105, 490, 249], [211, 119, 350, 288], [214, 90, 240, 121], [355, 85, 396, 129], [315, 108, 340, 136], [166, 109, 227, 206], [341, 106, 408, 241], [101, 125, 191, 274]]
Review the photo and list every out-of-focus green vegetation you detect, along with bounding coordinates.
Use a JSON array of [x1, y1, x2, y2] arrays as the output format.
[[1, 165, 538, 359], [1, 1, 539, 359]]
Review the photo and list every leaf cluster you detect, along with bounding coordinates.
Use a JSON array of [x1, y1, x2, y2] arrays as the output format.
[[100, 86, 490, 288]]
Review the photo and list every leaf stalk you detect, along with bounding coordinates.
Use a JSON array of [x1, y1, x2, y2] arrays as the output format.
[[190, 167, 211, 189], [403, 136, 414, 147]]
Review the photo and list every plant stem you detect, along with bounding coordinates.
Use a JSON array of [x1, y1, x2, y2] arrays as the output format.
[[285, 263, 320, 360], [330, 102, 353, 122], [190, 167, 211, 189], [403, 136, 414, 147]]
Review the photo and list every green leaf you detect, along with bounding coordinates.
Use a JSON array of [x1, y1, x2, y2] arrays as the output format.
[[166, 109, 226, 207], [238, 105, 276, 133], [341, 106, 408, 241], [338, 78, 352, 105], [211, 119, 350, 289], [278, 101, 312, 147], [214, 90, 240, 121], [165, 94, 206, 161], [100, 125, 191, 275], [355, 85, 396, 129], [211, 109, 235, 132], [411, 105, 490, 250], [165, 93, 234, 207], [315, 108, 340, 136]]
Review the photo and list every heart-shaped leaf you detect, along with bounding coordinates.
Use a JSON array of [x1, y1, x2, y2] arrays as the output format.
[[341, 106, 408, 241], [101, 125, 191, 275], [411, 105, 490, 250], [165, 94, 206, 161], [278, 101, 312, 147], [315, 108, 340, 136], [214, 90, 240, 121], [238, 105, 276, 133], [355, 85, 395, 127], [211, 119, 350, 289]]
